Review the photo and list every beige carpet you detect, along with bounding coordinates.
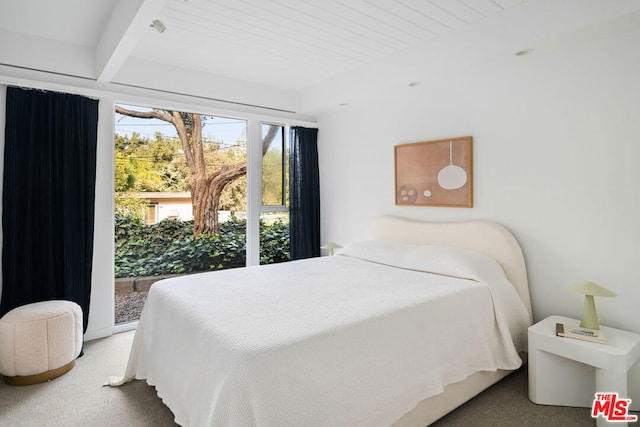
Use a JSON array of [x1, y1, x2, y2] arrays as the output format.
[[0, 331, 177, 427], [0, 330, 627, 426]]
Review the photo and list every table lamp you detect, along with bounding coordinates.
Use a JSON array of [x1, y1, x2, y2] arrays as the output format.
[[568, 281, 616, 330], [321, 242, 342, 256]]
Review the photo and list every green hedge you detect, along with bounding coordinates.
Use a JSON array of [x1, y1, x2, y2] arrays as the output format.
[[115, 215, 290, 278]]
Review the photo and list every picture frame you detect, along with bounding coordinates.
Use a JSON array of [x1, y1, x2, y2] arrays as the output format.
[[394, 136, 473, 207]]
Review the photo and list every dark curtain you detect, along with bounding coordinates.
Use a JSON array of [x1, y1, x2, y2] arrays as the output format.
[[289, 126, 320, 260], [1, 86, 98, 332]]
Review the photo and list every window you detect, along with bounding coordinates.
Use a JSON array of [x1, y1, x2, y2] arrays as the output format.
[[262, 124, 286, 207], [114, 104, 248, 325], [260, 123, 290, 265], [145, 203, 158, 224], [113, 107, 296, 326]]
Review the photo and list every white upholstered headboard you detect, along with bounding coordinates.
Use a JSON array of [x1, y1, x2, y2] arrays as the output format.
[[368, 216, 532, 319]]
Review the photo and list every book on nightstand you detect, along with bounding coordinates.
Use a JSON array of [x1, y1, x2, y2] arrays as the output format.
[[555, 322, 607, 344]]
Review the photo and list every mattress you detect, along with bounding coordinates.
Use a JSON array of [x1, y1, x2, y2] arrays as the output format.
[[108, 240, 531, 426]]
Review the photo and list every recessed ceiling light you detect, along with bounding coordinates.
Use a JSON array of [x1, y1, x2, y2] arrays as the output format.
[[515, 49, 534, 57]]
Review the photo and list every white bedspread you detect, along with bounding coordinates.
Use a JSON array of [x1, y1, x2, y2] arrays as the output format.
[[107, 241, 530, 427]]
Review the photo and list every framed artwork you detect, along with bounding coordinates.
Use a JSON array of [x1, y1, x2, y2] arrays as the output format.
[[394, 136, 473, 207]]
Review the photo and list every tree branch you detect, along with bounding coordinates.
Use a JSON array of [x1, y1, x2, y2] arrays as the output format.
[[115, 106, 174, 123]]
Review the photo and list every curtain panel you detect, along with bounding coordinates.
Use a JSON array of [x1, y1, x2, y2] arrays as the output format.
[[1, 87, 98, 332], [289, 126, 320, 260]]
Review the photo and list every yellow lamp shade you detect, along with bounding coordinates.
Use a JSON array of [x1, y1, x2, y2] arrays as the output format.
[[320, 242, 342, 256], [568, 281, 616, 330]]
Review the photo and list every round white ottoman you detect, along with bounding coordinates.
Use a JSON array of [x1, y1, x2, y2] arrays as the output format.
[[0, 300, 83, 386]]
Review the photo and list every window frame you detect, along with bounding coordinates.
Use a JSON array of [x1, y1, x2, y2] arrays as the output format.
[[260, 122, 289, 212]]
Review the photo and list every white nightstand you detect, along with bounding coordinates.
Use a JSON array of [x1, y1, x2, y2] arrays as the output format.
[[529, 315, 640, 427]]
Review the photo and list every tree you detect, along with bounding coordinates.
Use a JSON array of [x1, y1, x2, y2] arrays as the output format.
[[115, 106, 279, 235], [114, 132, 182, 192]]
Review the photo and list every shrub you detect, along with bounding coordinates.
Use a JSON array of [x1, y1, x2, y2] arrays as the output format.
[[259, 219, 290, 264], [114, 215, 290, 278]]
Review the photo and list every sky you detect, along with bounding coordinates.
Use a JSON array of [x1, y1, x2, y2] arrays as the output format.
[[114, 104, 247, 149]]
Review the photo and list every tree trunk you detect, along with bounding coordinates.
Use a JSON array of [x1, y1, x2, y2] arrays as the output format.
[[192, 163, 247, 235]]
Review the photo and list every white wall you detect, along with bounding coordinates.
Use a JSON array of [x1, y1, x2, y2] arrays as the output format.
[[317, 29, 640, 333], [86, 98, 116, 341], [156, 202, 193, 223], [0, 86, 5, 300]]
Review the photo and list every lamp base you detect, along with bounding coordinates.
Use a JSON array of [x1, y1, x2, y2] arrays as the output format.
[[580, 295, 600, 330]]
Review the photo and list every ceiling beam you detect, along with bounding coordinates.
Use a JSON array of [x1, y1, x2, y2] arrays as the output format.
[[95, 0, 167, 83]]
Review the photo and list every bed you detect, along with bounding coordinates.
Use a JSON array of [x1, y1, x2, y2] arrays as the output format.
[[107, 215, 533, 426]]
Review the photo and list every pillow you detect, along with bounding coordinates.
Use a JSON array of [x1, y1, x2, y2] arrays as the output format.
[[336, 240, 507, 284]]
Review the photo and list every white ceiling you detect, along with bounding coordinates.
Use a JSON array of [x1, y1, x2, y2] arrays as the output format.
[[1, 0, 639, 116], [133, 0, 525, 90]]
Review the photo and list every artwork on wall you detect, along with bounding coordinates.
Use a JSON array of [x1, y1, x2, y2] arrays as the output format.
[[394, 136, 473, 207]]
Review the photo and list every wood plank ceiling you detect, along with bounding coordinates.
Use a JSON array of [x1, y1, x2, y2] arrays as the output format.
[[132, 0, 526, 89]]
